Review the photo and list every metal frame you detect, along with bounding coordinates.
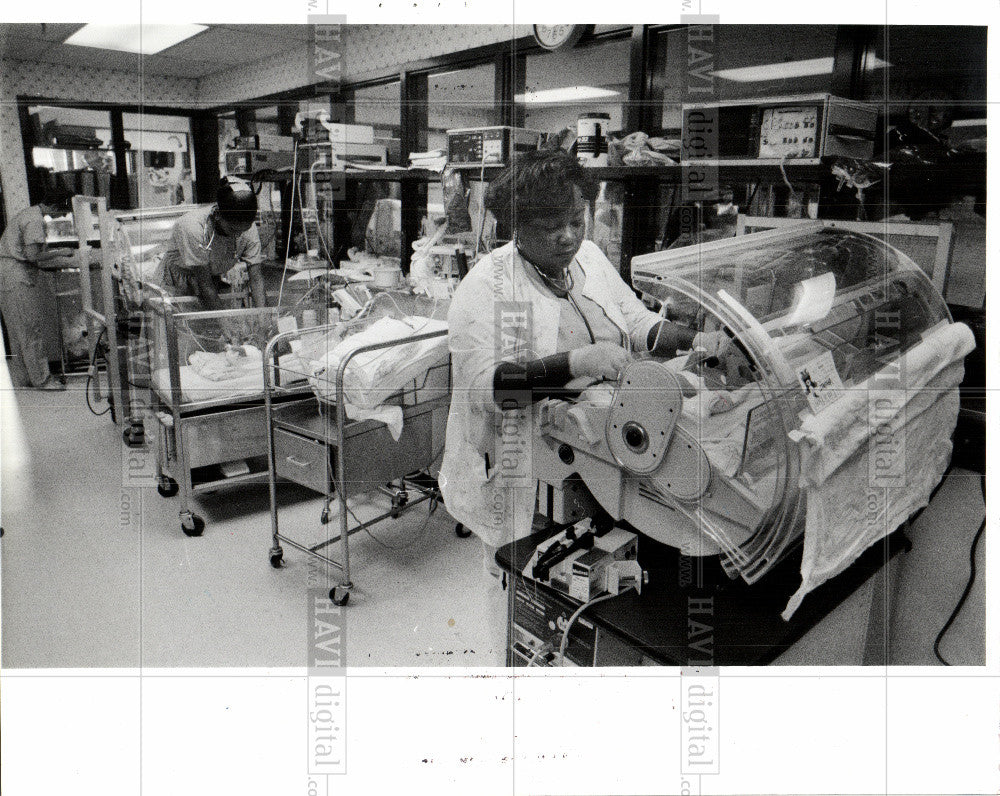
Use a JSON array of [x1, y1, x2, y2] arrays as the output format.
[[87, 201, 206, 444], [263, 322, 450, 605], [147, 300, 313, 536]]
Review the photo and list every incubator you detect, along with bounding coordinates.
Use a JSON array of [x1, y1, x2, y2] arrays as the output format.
[[534, 223, 970, 595]]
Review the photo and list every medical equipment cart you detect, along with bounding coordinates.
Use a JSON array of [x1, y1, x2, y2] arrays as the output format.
[[263, 311, 456, 606]]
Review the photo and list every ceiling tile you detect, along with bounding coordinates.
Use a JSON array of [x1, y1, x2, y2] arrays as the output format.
[[41, 43, 140, 73], [242, 24, 315, 42], [139, 53, 229, 78], [0, 23, 85, 43], [160, 25, 301, 64], [0, 34, 58, 62]]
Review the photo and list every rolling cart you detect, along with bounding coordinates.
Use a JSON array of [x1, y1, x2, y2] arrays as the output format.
[[146, 298, 320, 536], [263, 310, 464, 605]]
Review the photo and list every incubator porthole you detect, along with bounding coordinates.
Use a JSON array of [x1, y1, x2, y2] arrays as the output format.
[[622, 422, 649, 453]]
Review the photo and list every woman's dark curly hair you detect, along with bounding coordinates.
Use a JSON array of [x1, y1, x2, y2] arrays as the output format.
[[484, 149, 598, 230]]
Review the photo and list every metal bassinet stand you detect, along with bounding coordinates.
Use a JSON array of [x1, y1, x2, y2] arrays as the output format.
[[263, 322, 459, 606]]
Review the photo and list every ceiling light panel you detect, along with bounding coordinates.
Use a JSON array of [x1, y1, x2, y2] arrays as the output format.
[[65, 24, 207, 55]]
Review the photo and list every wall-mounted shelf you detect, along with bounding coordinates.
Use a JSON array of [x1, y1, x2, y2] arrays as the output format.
[[33, 145, 115, 153], [298, 161, 835, 185]]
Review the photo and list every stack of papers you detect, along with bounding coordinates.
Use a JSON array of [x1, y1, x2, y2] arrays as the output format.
[[408, 149, 448, 171]]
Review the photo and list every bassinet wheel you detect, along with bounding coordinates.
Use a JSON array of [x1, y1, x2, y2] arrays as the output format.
[[182, 513, 205, 537], [389, 489, 409, 519], [123, 424, 144, 449], [330, 586, 350, 606], [320, 507, 331, 525], [269, 550, 284, 568], [157, 477, 179, 498], [455, 523, 471, 538]]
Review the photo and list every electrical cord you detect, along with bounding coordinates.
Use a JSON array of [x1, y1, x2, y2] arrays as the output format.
[[932, 472, 986, 666], [276, 143, 301, 310], [342, 480, 437, 552], [474, 151, 489, 256], [555, 592, 619, 666], [85, 327, 112, 416], [332, 443, 447, 552], [778, 153, 800, 209]]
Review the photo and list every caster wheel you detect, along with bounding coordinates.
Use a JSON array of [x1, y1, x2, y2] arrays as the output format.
[[456, 523, 471, 538], [123, 426, 145, 449], [157, 477, 179, 498], [329, 587, 350, 606], [320, 508, 331, 525], [182, 514, 205, 537], [269, 551, 283, 568]]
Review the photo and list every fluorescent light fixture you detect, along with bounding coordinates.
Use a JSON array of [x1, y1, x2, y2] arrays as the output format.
[[713, 55, 890, 83], [65, 24, 208, 55], [951, 118, 986, 128], [515, 86, 620, 104]]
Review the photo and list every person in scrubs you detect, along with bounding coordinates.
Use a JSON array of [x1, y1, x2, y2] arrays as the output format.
[[160, 176, 267, 309], [0, 186, 78, 390]]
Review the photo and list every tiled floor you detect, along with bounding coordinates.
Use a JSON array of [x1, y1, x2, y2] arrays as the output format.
[[0, 380, 986, 668]]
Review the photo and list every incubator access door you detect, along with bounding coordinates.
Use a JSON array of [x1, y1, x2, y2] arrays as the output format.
[[539, 223, 954, 584]]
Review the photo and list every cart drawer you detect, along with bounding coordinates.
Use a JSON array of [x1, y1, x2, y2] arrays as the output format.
[[183, 405, 269, 469], [340, 406, 434, 495], [274, 428, 330, 493]]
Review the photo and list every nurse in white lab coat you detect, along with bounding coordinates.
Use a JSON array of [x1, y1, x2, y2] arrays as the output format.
[[438, 150, 703, 663]]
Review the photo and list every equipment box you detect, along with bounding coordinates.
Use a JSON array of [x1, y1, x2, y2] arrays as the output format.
[[682, 93, 877, 163]]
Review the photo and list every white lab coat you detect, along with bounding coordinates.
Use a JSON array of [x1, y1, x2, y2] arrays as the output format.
[[439, 240, 661, 549]]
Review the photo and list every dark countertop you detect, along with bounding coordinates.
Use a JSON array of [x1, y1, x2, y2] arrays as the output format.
[[497, 525, 909, 666]]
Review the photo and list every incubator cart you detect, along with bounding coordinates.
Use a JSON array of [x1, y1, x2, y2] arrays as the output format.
[[146, 296, 324, 535], [263, 296, 457, 605], [534, 222, 963, 586]]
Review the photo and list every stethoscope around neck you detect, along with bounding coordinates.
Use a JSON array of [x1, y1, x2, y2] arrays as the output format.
[[515, 245, 597, 346], [198, 208, 237, 254]]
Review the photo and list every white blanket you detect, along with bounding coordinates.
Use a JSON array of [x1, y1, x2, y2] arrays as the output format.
[[153, 352, 306, 405], [782, 322, 976, 619], [310, 315, 448, 410], [188, 345, 263, 381]]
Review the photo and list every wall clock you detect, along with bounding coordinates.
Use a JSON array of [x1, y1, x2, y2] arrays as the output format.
[[532, 25, 592, 51]]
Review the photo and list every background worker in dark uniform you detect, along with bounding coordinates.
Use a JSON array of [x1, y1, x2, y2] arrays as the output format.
[[159, 176, 267, 309]]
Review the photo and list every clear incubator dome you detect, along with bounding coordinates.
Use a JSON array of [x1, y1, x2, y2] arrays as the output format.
[[620, 224, 952, 581]]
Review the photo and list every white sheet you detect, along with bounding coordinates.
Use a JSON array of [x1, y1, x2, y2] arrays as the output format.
[[152, 353, 310, 405], [153, 365, 264, 404], [782, 322, 976, 619]]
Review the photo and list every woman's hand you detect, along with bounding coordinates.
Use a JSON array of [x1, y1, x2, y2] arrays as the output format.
[[692, 329, 733, 359], [568, 343, 632, 382]]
